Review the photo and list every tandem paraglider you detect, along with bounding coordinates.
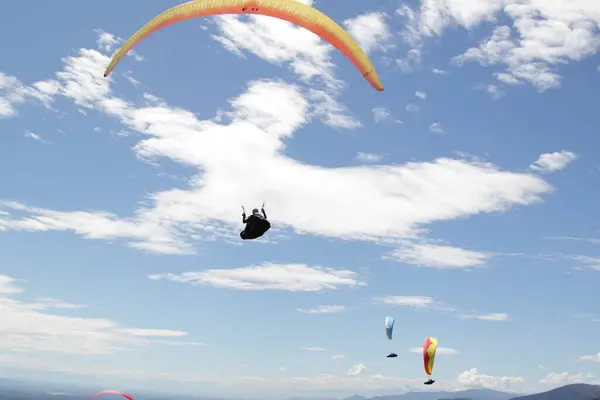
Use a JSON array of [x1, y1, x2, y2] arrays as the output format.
[[240, 204, 270, 240]]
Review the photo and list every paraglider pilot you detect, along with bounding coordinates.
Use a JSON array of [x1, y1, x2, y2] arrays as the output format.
[[240, 204, 271, 240], [386, 353, 398, 358], [424, 379, 435, 385]]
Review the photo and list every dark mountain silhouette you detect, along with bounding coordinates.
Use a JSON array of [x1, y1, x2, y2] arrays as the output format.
[[509, 384, 600, 400]]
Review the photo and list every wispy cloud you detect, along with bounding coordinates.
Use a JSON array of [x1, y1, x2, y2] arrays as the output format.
[[297, 305, 346, 314], [24, 131, 50, 144], [387, 243, 490, 269], [406, 103, 420, 112], [356, 152, 384, 162], [530, 151, 578, 173], [429, 123, 443, 133], [149, 263, 366, 292], [459, 313, 510, 321]]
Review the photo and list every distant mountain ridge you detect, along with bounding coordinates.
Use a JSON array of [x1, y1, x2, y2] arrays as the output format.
[[288, 384, 600, 400], [509, 383, 600, 400], [0, 379, 598, 400]]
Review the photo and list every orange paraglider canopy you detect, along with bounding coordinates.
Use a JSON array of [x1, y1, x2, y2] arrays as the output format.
[[103, 0, 383, 91]]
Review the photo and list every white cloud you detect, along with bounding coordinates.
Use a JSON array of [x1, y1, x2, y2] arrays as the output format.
[[94, 29, 120, 53], [343, 12, 392, 53], [29, 297, 86, 310], [211, 7, 341, 92], [459, 313, 510, 321], [539, 371, 594, 386], [0, 72, 57, 118], [406, 103, 420, 112], [481, 84, 505, 99], [0, 275, 24, 294], [571, 255, 600, 271], [396, 5, 424, 72], [415, 91, 427, 99], [457, 368, 525, 390], [372, 107, 391, 123], [580, 353, 600, 362], [347, 363, 367, 376], [288, 367, 522, 391], [0, 355, 217, 383], [148, 263, 366, 292], [301, 347, 328, 352], [397, 49, 422, 73], [24, 131, 50, 144], [429, 122, 444, 133], [356, 152, 384, 162], [0, 275, 204, 355], [374, 295, 438, 308], [388, 243, 489, 268], [118, 329, 188, 337], [530, 151, 578, 173], [433, 68, 446, 74], [409, 346, 458, 355], [375, 294, 508, 321], [0, 33, 554, 258], [448, 1, 600, 91], [297, 305, 346, 314], [372, 107, 401, 124], [330, 354, 345, 361]]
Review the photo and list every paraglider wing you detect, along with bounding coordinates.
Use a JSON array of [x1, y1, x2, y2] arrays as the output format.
[[91, 390, 134, 400], [384, 316, 395, 340], [103, 0, 383, 91], [423, 337, 438, 375]]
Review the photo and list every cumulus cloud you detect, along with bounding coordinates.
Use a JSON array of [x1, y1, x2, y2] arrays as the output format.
[[530, 151, 578, 173], [347, 363, 367, 376], [0, 72, 57, 117], [149, 263, 365, 292], [540, 372, 594, 386], [580, 353, 600, 362], [343, 12, 392, 53], [372, 107, 391, 123], [457, 368, 525, 390], [0, 274, 204, 355], [415, 91, 427, 99], [445, 2, 600, 91], [387, 243, 489, 268], [289, 367, 524, 391], [211, 4, 338, 89], [0, 31, 554, 261], [297, 305, 346, 314]]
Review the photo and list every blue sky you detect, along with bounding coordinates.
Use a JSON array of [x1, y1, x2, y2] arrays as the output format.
[[1, 0, 600, 397]]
